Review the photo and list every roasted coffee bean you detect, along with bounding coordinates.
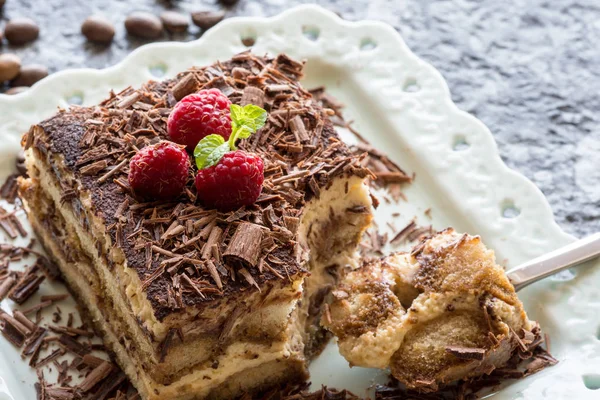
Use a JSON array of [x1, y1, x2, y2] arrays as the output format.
[[4, 18, 39, 45], [0, 54, 21, 82], [6, 86, 28, 96], [11, 64, 48, 87], [160, 11, 189, 33], [219, 0, 239, 6], [81, 15, 115, 44], [125, 12, 163, 39], [191, 11, 225, 30]]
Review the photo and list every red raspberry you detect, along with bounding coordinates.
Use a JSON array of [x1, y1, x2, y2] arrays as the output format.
[[195, 150, 264, 211], [128, 142, 190, 200], [167, 89, 232, 151]]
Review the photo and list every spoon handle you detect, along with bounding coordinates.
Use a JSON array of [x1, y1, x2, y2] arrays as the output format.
[[507, 232, 600, 292]]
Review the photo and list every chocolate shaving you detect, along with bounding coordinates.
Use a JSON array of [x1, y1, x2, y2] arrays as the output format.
[[0, 275, 16, 300], [97, 159, 127, 184], [271, 169, 310, 185], [25, 327, 47, 367], [0, 313, 28, 347], [240, 86, 265, 107], [206, 260, 223, 289], [80, 160, 108, 176], [171, 73, 198, 101], [406, 225, 433, 242], [79, 361, 114, 392], [89, 370, 127, 400], [50, 325, 94, 337], [375, 171, 412, 183], [9, 268, 45, 304], [0, 174, 20, 204], [40, 294, 69, 302], [82, 354, 106, 369], [445, 346, 486, 360], [58, 334, 88, 356], [238, 267, 260, 291], [389, 220, 416, 245], [14, 310, 36, 332], [35, 348, 66, 368], [223, 222, 263, 268], [0, 212, 17, 239], [21, 300, 54, 315], [289, 115, 309, 142], [201, 227, 222, 260], [116, 92, 140, 109]]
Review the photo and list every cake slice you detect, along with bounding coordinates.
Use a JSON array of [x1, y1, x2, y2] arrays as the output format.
[[19, 52, 373, 400], [324, 228, 540, 392]]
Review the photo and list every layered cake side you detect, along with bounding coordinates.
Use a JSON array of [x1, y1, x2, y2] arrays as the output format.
[[18, 52, 373, 400]]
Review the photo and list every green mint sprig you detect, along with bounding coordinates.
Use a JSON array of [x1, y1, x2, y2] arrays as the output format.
[[194, 104, 267, 170]]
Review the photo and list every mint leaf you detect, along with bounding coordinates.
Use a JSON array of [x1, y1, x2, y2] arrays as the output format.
[[205, 143, 230, 168], [239, 104, 268, 135], [230, 104, 244, 125], [229, 104, 268, 148], [194, 134, 230, 169]]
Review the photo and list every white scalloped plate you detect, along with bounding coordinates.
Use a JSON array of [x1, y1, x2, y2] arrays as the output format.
[[1, 5, 599, 400]]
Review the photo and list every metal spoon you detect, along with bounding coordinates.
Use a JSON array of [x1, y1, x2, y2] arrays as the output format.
[[507, 232, 600, 291]]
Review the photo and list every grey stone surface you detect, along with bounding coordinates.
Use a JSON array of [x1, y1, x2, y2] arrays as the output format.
[[1, 0, 598, 237]]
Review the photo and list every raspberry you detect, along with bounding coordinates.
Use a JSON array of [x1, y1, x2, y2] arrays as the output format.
[[167, 89, 232, 151], [128, 142, 190, 200], [195, 150, 264, 211]]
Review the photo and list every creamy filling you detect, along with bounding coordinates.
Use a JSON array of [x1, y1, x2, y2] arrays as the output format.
[[295, 176, 373, 357]]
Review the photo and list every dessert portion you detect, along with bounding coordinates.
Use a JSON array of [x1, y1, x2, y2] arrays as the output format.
[[324, 228, 538, 392], [19, 52, 373, 400]]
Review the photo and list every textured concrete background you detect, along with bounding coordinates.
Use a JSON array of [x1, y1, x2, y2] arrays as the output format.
[[1, 0, 598, 237]]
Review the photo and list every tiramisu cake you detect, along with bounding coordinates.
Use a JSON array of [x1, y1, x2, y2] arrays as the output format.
[[324, 228, 542, 392], [18, 52, 373, 400]]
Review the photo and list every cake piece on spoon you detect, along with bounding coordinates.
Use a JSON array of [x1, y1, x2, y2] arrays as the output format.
[[324, 228, 545, 392]]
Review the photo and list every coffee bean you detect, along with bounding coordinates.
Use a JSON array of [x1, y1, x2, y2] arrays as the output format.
[[191, 11, 225, 30], [125, 12, 163, 39], [11, 64, 48, 87], [5, 18, 39, 45], [241, 36, 255, 47], [81, 15, 115, 44], [0, 54, 21, 82], [6, 86, 28, 96], [219, 0, 239, 6], [160, 11, 189, 33]]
